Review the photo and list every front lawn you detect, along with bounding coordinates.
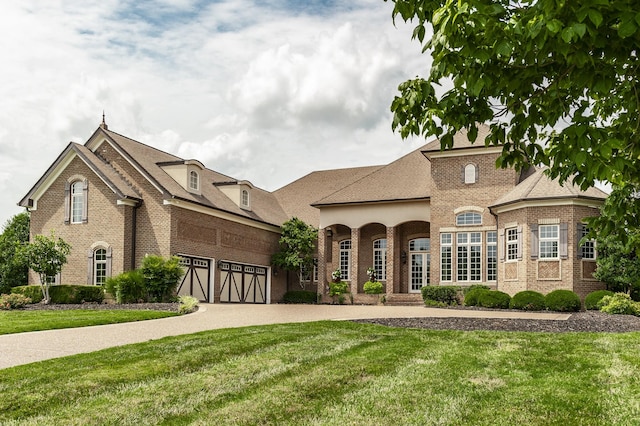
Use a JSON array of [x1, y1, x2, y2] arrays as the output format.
[[0, 309, 178, 335], [1, 321, 639, 425]]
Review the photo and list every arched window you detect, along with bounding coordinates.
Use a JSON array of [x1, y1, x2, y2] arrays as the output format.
[[339, 239, 352, 281], [464, 164, 477, 184], [94, 248, 107, 285], [373, 239, 387, 281], [189, 170, 199, 191], [456, 212, 482, 226], [241, 189, 249, 207], [66, 179, 87, 224]]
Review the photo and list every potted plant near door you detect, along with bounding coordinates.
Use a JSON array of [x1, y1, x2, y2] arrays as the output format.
[[329, 269, 349, 304], [362, 267, 384, 304]]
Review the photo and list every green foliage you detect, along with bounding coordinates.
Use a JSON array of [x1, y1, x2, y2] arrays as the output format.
[[329, 281, 348, 297], [461, 284, 490, 295], [545, 290, 581, 312], [363, 281, 384, 294], [478, 291, 511, 309], [509, 291, 546, 311], [178, 295, 199, 314], [48, 285, 104, 304], [389, 0, 640, 250], [141, 255, 184, 302], [11, 285, 44, 303], [0, 212, 30, 294], [598, 293, 640, 316], [593, 232, 640, 300], [271, 217, 318, 288], [585, 290, 615, 310], [0, 293, 32, 310], [464, 287, 490, 306], [421, 285, 459, 306], [105, 270, 146, 303], [282, 290, 318, 304], [20, 231, 71, 303]]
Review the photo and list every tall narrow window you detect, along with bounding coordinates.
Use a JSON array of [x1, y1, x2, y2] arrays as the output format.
[[339, 240, 352, 281], [539, 225, 559, 259], [94, 248, 107, 285], [189, 170, 199, 191], [487, 231, 497, 281], [506, 228, 519, 261], [579, 224, 596, 260], [457, 232, 482, 281], [373, 239, 387, 281], [464, 164, 477, 184], [440, 233, 452, 282], [70, 181, 84, 223], [241, 189, 249, 207]]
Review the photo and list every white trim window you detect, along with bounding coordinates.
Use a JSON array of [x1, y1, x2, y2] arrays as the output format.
[[94, 248, 107, 285], [456, 212, 482, 226], [373, 239, 387, 281], [539, 225, 559, 259], [241, 189, 249, 207], [457, 232, 482, 282], [487, 231, 497, 281], [506, 227, 519, 261], [440, 233, 452, 282], [339, 239, 352, 281], [579, 224, 596, 260], [189, 170, 199, 191], [70, 181, 85, 224]]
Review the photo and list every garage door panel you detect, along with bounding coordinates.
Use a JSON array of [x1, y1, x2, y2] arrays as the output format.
[[219, 261, 268, 304], [177, 256, 211, 302]]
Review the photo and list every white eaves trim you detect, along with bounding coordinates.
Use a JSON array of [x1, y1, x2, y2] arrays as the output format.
[[426, 146, 502, 159]]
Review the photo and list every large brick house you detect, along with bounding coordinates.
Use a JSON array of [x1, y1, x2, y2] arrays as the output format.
[[20, 123, 608, 303]]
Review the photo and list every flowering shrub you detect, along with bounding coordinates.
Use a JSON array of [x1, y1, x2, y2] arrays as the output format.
[[331, 269, 342, 283], [0, 293, 32, 310], [366, 267, 376, 282]]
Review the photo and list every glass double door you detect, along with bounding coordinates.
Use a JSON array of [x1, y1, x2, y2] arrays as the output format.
[[410, 252, 431, 293]]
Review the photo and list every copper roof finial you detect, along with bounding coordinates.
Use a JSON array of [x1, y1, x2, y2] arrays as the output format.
[[100, 111, 108, 130]]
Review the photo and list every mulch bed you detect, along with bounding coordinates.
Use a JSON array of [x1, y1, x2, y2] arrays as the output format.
[[353, 311, 640, 333], [21, 303, 180, 313]]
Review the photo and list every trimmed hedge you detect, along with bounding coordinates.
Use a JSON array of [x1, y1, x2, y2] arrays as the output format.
[[11, 285, 44, 303], [464, 288, 490, 306], [545, 289, 581, 312], [478, 290, 511, 309], [11, 285, 103, 304], [282, 290, 317, 304], [585, 290, 615, 310], [421, 286, 460, 306], [510, 291, 546, 311]]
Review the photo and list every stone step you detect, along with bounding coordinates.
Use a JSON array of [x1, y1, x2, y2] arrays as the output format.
[[384, 294, 424, 306]]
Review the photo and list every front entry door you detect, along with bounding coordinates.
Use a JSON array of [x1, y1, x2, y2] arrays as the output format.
[[410, 253, 431, 293]]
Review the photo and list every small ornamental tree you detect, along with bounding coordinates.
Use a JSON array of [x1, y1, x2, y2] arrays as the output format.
[[272, 217, 318, 288], [21, 231, 71, 304]]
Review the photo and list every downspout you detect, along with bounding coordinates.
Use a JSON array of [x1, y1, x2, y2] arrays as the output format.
[[131, 202, 140, 270]]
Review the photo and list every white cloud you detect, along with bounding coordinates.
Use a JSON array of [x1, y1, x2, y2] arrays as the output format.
[[0, 0, 429, 227]]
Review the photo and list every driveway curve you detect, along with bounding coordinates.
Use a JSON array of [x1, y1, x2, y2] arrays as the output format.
[[0, 303, 569, 369]]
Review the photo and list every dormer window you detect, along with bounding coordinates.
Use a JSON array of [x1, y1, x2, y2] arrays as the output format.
[[189, 170, 199, 191], [241, 189, 249, 208]]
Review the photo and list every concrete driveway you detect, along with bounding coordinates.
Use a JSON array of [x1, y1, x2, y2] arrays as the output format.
[[0, 303, 569, 369]]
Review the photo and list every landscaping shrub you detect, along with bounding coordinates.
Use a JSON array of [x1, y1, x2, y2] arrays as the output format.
[[510, 291, 546, 311], [478, 290, 511, 309], [464, 287, 490, 306], [105, 270, 146, 303], [282, 290, 317, 304], [0, 293, 32, 310], [545, 290, 581, 312], [48, 285, 104, 304], [598, 293, 640, 316], [11, 285, 43, 303], [363, 281, 384, 294], [140, 255, 183, 302], [329, 281, 348, 296], [462, 284, 491, 295], [421, 285, 460, 306], [585, 290, 615, 310], [178, 295, 199, 314]]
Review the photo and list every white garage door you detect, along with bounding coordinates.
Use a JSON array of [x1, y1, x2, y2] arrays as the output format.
[[177, 256, 211, 302], [219, 261, 268, 304]]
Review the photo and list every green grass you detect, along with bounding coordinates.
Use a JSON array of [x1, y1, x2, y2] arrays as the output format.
[[1, 322, 639, 425], [0, 310, 178, 335]]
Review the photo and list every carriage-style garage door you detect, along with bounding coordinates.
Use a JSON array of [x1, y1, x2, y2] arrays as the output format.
[[219, 261, 268, 304], [177, 256, 211, 302]]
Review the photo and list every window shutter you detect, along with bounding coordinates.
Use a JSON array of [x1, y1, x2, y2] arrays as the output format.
[[576, 223, 584, 259], [560, 223, 568, 259], [87, 249, 94, 285], [64, 181, 71, 224], [106, 246, 113, 279], [498, 229, 505, 261], [475, 164, 479, 183], [82, 179, 89, 223], [461, 165, 466, 183], [517, 226, 523, 260], [530, 224, 539, 259]]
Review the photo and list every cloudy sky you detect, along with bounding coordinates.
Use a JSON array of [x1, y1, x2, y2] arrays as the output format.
[[0, 0, 431, 228]]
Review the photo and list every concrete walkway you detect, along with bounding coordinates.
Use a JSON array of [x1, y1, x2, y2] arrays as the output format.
[[0, 304, 570, 369]]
